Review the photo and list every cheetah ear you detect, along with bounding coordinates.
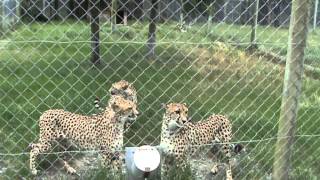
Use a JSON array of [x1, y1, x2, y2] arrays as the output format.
[[183, 103, 187, 106]]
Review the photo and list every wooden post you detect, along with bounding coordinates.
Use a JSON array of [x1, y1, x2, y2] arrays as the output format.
[[89, 0, 100, 65], [314, 0, 319, 29], [272, 0, 311, 179], [147, 0, 158, 59], [250, 0, 259, 49]]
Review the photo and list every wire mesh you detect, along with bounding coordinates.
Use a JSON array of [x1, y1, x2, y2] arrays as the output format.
[[0, 0, 319, 179]]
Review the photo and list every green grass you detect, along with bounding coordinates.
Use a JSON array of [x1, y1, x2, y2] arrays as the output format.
[[0, 20, 319, 179]]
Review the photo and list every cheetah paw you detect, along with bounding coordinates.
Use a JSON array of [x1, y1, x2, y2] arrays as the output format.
[[31, 169, 38, 176], [66, 166, 77, 175], [210, 165, 219, 175], [66, 167, 77, 174]]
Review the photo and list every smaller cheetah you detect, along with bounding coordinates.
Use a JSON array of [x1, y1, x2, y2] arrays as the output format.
[[93, 80, 137, 116], [109, 80, 137, 104], [160, 103, 234, 180], [29, 95, 139, 175]]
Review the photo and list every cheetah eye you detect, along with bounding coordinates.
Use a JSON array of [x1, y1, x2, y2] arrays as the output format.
[[174, 110, 180, 114]]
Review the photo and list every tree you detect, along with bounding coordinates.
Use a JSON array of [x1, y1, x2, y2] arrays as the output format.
[[147, 0, 158, 59], [89, 0, 100, 65], [272, 0, 311, 179]]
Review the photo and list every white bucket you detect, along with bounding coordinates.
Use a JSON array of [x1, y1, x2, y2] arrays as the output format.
[[125, 145, 161, 180]]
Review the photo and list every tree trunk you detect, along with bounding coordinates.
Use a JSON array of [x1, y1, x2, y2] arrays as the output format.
[[272, 0, 311, 179], [90, 0, 100, 65], [250, 0, 259, 49], [146, 0, 158, 59]]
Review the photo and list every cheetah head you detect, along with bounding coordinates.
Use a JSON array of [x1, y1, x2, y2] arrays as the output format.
[[162, 103, 190, 134], [109, 80, 137, 103], [110, 95, 139, 124]]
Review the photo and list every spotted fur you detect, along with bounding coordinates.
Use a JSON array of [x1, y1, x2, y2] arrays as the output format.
[[160, 103, 234, 180], [29, 95, 139, 175]]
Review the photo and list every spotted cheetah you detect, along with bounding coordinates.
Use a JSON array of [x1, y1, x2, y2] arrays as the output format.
[[93, 80, 137, 117], [109, 80, 137, 104], [29, 95, 139, 176], [160, 103, 234, 180]]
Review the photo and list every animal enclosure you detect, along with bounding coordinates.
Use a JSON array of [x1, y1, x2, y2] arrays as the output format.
[[0, 0, 319, 179]]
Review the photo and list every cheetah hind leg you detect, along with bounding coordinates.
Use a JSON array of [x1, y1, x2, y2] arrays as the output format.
[[29, 142, 52, 175], [222, 144, 233, 180]]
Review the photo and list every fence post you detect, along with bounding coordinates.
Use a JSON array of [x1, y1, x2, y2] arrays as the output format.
[[250, 0, 259, 49], [89, 0, 100, 65], [314, 0, 318, 30], [147, 0, 158, 59], [272, 0, 311, 179]]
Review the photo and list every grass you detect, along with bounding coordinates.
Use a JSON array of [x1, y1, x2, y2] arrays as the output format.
[[0, 20, 319, 179]]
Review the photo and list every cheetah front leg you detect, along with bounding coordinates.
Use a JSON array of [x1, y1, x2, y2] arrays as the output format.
[[222, 144, 233, 180], [111, 152, 125, 173], [29, 142, 52, 175], [161, 156, 171, 179], [101, 151, 123, 179]]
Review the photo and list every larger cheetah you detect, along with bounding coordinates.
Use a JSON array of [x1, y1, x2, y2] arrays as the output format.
[[160, 103, 234, 180], [29, 95, 139, 175]]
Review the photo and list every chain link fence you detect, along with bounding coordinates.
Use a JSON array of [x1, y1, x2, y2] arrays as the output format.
[[0, 0, 318, 179]]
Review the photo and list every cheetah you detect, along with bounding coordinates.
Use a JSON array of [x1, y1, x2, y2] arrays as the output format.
[[109, 80, 137, 104], [92, 80, 137, 117], [160, 103, 234, 180], [29, 95, 139, 176]]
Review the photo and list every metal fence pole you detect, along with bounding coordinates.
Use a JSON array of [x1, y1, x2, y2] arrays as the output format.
[[250, 0, 259, 49], [314, 0, 319, 30], [111, 0, 117, 32], [272, 0, 311, 179], [207, 2, 213, 32], [16, 0, 21, 23], [179, 0, 184, 25]]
